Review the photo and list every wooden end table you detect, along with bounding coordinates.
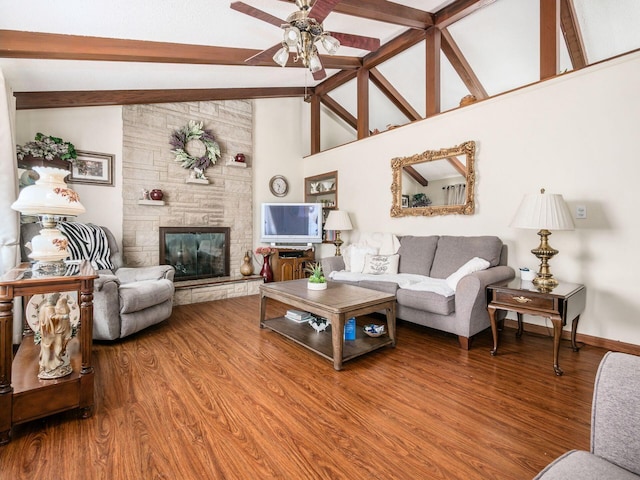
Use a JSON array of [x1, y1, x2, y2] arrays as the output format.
[[259, 279, 396, 370], [487, 279, 586, 376], [0, 261, 97, 444]]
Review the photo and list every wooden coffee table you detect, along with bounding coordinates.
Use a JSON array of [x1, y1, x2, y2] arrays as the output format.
[[259, 279, 396, 370]]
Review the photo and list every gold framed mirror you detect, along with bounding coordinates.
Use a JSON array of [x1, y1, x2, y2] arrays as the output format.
[[390, 140, 476, 217]]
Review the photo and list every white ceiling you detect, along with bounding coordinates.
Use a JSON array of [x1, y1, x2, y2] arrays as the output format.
[[1, 1, 639, 132]]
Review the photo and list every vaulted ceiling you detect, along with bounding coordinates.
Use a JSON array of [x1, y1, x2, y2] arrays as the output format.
[[1, 0, 639, 151]]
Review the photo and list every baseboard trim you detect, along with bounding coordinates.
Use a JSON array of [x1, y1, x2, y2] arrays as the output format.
[[503, 319, 640, 356]]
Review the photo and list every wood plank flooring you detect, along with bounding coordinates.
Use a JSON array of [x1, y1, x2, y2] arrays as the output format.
[[0, 295, 607, 479]]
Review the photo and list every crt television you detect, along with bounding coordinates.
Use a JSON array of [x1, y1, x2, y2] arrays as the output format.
[[260, 203, 323, 244]]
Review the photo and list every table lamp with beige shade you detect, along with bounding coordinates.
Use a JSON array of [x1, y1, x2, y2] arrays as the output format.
[[510, 188, 574, 291], [323, 210, 352, 256]]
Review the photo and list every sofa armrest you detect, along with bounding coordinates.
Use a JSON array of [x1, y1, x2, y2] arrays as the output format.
[[591, 351, 640, 475], [94, 273, 120, 292], [456, 266, 515, 299], [321, 256, 345, 275], [454, 266, 516, 336], [115, 265, 176, 283]]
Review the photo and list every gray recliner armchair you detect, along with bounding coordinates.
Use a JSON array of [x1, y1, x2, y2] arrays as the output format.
[[533, 351, 640, 479], [21, 223, 175, 340]]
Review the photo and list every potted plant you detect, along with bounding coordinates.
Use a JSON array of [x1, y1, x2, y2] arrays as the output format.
[[17, 132, 77, 161], [17, 132, 78, 170], [306, 262, 327, 290]]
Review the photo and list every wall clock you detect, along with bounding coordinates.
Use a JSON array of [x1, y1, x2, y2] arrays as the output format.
[[269, 175, 289, 197]]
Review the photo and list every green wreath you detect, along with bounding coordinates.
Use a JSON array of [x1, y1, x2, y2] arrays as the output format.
[[170, 120, 221, 171]]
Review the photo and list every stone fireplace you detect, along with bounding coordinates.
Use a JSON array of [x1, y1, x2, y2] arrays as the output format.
[[159, 227, 230, 281], [122, 100, 261, 305]]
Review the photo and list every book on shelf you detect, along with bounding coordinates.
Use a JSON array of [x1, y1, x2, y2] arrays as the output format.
[[285, 310, 312, 323]]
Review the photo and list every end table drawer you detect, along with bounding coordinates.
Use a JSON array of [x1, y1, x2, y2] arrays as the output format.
[[494, 291, 555, 311]]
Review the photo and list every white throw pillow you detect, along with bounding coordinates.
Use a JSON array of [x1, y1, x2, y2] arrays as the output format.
[[350, 246, 378, 273], [445, 257, 491, 290], [362, 254, 400, 275], [342, 244, 353, 271]]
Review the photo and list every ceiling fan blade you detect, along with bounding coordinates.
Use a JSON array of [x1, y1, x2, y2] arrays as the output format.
[[245, 44, 282, 65], [312, 68, 327, 81], [230, 2, 285, 28], [309, 0, 342, 24], [330, 32, 381, 51]]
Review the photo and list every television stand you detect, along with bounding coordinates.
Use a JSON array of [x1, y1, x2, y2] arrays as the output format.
[[279, 251, 305, 258], [270, 247, 315, 282]]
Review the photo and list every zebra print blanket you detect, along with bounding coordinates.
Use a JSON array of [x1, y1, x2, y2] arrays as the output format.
[[58, 222, 114, 271]]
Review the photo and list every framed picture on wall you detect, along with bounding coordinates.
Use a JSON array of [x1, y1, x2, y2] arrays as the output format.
[[68, 150, 114, 186], [402, 195, 410, 208]]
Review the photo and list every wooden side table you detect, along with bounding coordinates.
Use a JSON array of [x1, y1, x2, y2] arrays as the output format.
[[0, 261, 97, 444], [487, 279, 586, 376]]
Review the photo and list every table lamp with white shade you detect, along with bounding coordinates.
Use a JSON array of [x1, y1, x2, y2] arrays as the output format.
[[11, 166, 85, 274], [510, 188, 574, 290], [323, 210, 352, 256]]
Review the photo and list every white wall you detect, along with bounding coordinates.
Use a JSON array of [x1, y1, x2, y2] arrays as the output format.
[[16, 106, 124, 244], [252, 98, 307, 255], [304, 51, 640, 346]]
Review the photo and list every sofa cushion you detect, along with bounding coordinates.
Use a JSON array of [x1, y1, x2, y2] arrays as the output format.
[[397, 235, 439, 276], [119, 279, 174, 314], [358, 280, 399, 295], [362, 254, 399, 275], [430, 236, 503, 279], [396, 288, 455, 316], [345, 245, 378, 272]]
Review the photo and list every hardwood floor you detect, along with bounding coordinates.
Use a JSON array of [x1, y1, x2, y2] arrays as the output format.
[[0, 295, 607, 479]]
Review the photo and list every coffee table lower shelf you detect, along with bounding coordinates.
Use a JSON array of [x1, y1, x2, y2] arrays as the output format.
[[262, 317, 394, 364]]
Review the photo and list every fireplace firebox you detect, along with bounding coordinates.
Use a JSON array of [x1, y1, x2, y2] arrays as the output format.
[[159, 227, 230, 281]]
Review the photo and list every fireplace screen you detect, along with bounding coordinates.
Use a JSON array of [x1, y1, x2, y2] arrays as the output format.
[[159, 227, 230, 281]]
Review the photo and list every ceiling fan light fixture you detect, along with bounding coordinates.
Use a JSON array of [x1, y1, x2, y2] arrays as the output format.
[[283, 26, 301, 47], [320, 34, 340, 55], [309, 51, 322, 73], [273, 44, 290, 67]]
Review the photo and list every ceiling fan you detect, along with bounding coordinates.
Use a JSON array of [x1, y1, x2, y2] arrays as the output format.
[[230, 0, 381, 80]]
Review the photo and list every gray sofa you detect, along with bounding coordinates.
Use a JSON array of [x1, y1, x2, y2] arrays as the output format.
[[322, 235, 515, 349], [534, 351, 640, 479], [21, 223, 175, 341]]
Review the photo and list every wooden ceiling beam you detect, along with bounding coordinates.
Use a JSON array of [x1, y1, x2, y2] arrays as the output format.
[[369, 67, 421, 121], [404, 166, 429, 187], [0, 30, 255, 65], [356, 68, 370, 139], [425, 28, 441, 117], [560, 0, 587, 69], [363, 28, 427, 70], [446, 156, 467, 176], [540, 0, 560, 80], [440, 28, 488, 99], [278, 0, 434, 29], [0, 29, 361, 70], [14, 87, 309, 110], [314, 69, 358, 96], [435, 0, 497, 28], [310, 94, 321, 154], [320, 94, 357, 131]]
